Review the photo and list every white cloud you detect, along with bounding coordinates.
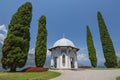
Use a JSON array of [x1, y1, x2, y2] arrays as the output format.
[[28, 48, 51, 56], [0, 34, 5, 41], [47, 50, 51, 56], [116, 53, 120, 57], [0, 24, 7, 44], [0, 24, 7, 34], [77, 53, 89, 61], [77, 47, 88, 61], [29, 48, 35, 54]]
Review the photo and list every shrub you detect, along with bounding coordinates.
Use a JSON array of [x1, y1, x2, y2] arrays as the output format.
[[22, 67, 48, 72], [117, 60, 120, 68], [116, 76, 120, 80], [79, 66, 91, 69]]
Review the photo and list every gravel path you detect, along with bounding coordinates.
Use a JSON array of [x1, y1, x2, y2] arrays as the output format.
[[50, 69, 120, 80]]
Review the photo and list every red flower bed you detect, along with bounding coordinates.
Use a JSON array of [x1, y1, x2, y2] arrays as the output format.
[[79, 66, 91, 68], [22, 67, 48, 72]]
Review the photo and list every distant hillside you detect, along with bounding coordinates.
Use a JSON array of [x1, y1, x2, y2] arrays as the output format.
[[44, 55, 51, 68], [0, 42, 4, 71], [0, 42, 2, 55], [0, 42, 2, 51], [118, 56, 120, 60]]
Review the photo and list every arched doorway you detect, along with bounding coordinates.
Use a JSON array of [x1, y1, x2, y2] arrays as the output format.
[[54, 57, 57, 68], [62, 54, 65, 66], [70, 57, 74, 68]]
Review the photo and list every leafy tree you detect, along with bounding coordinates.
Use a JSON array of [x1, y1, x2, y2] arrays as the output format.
[[35, 16, 47, 67], [86, 26, 97, 67], [1, 2, 32, 72], [97, 11, 117, 68]]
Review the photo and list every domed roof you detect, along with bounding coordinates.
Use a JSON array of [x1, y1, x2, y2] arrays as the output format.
[[53, 38, 75, 47]]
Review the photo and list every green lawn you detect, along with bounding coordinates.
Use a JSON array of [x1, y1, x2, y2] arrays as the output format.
[[0, 71, 61, 80], [86, 68, 120, 70], [116, 76, 120, 80]]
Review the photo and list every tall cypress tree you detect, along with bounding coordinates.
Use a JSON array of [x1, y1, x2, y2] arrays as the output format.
[[35, 16, 47, 67], [97, 11, 117, 68], [1, 2, 32, 72], [86, 26, 97, 67]]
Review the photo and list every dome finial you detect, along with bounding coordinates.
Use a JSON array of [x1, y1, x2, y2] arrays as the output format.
[[63, 33, 65, 38]]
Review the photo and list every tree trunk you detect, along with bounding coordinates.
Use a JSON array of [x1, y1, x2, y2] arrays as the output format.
[[10, 67, 16, 72]]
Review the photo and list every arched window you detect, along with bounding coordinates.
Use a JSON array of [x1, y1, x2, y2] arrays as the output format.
[[62, 54, 65, 66]]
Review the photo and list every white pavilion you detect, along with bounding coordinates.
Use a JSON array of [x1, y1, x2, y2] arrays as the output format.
[[49, 37, 79, 69]]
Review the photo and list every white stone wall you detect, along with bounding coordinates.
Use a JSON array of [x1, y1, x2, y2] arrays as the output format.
[[50, 47, 78, 69]]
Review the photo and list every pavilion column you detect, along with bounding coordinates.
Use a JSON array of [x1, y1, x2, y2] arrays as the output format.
[[51, 55, 54, 68], [59, 55, 61, 69], [57, 57, 59, 68], [74, 53, 78, 69], [65, 55, 68, 68], [60, 55, 62, 69], [68, 56, 71, 69]]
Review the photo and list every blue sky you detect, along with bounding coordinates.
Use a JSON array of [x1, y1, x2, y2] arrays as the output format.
[[0, 0, 120, 66]]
